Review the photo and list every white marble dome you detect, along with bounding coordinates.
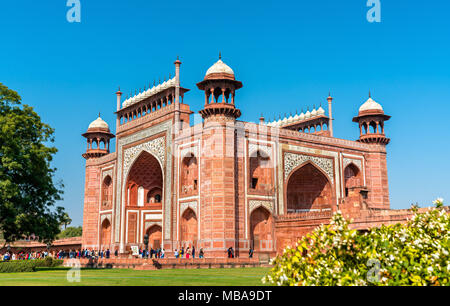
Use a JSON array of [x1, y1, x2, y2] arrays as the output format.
[[88, 116, 109, 131], [205, 59, 234, 76], [359, 97, 383, 113], [317, 106, 325, 115]]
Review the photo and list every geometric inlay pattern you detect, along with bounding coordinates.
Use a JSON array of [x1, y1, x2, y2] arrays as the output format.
[[123, 136, 165, 180], [180, 146, 198, 160], [284, 152, 334, 185], [145, 221, 162, 231], [100, 214, 112, 224], [180, 201, 198, 216], [343, 157, 362, 172], [249, 200, 273, 214], [102, 168, 113, 182], [248, 143, 272, 158]]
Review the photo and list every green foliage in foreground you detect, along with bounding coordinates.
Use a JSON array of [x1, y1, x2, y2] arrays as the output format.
[[57, 226, 82, 239], [264, 200, 450, 286], [0, 267, 270, 286], [0, 83, 65, 245], [0, 257, 63, 273]]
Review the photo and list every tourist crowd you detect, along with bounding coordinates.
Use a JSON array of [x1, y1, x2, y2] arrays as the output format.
[[139, 247, 165, 258], [172, 246, 205, 259], [0, 249, 116, 261], [1, 251, 51, 261], [2, 246, 254, 261]]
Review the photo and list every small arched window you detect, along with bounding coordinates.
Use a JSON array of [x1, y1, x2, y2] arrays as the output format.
[[181, 155, 198, 195], [102, 175, 113, 209]]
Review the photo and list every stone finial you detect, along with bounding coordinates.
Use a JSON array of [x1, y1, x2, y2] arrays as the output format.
[[327, 91, 333, 101]]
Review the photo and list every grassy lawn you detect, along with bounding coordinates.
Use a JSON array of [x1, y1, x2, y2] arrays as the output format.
[[0, 267, 270, 286]]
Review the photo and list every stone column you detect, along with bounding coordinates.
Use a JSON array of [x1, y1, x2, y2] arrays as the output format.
[[222, 88, 226, 103], [174, 58, 182, 133], [327, 95, 333, 137]]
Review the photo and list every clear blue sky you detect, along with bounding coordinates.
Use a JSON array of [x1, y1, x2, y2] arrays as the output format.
[[1, 0, 449, 226]]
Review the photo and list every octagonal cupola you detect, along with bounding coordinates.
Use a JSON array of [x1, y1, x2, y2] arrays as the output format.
[[197, 54, 243, 122], [353, 93, 391, 145], [82, 114, 115, 159]]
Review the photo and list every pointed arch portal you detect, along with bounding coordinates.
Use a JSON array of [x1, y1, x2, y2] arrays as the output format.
[[180, 208, 198, 248], [344, 163, 363, 200], [100, 218, 111, 248], [286, 163, 333, 213], [125, 151, 163, 244], [126, 151, 163, 207], [146, 225, 162, 249], [250, 206, 273, 251]]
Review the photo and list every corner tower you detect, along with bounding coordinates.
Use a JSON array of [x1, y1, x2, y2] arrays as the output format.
[[196, 55, 242, 257], [352, 94, 391, 209], [82, 115, 115, 159], [353, 94, 391, 145]]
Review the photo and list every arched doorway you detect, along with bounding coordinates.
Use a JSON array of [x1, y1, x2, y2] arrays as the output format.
[[125, 151, 163, 244], [146, 225, 162, 249], [286, 163, 333, 213], [147, 187, 162, 204], [126, 151, 163, 207], [100, 219, 111, 248], [180, 208, 198, 248], [101, 175, 113, 210], [344, 163, 362, 200], [250, 207, 273, 251], [180, 155, 198, 196]]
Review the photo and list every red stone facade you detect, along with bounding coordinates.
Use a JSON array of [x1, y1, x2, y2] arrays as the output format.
[[80, 56, 407, 258]]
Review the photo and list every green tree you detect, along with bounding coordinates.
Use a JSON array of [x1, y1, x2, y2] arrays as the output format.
[[57, 226, 82, 239], [264, 199, 449, 286], [0, 83, 65, 246], [60, 212, 72, 230]]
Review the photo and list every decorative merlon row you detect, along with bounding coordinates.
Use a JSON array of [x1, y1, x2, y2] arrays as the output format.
[[265, 106, 326, 127], [122, 77, 177, 109]]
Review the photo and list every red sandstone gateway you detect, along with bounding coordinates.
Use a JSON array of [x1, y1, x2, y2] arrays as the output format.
[[81, 55, 403, 259]]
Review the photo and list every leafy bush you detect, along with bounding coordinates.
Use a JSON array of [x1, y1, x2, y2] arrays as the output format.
[[40, 256, 63, 268], [57, 226, 82, 239], [264, 199, 449, 286], [0, 257, 63, 273], [0, 260, 38, 273]]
